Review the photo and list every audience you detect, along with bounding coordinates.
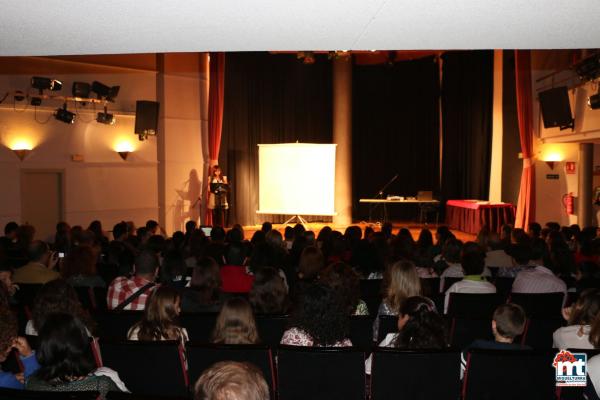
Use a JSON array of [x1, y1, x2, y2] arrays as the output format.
[[181, 257, 223, 313], [128, 285, 188, 343], [62, 245, 106, 288], [319, 262, 368, 315], [26, 313, 127, 398], [107, 250, 159, 310], [12, 241, 60, 284], [194, 361, 269, 400], [212, 297, 260, 344], [281, 283, 351, 347], [249, 266, 289, 314], [553, 288, 600, 349]]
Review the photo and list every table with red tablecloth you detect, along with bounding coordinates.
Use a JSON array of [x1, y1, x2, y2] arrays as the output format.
[[445, 200, 515, 235]]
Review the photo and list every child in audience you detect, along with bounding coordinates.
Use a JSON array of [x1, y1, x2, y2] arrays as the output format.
[[373, 260, 422, 340], [460, 304, 530, 377], [211, 297, 260, 345], [366, 296, 446, 374], [553, 288, 600, 349], [128, 285, 189, 343], [444, 243, 496, 314], [26, 313, 127, 398], [281, 283, 352, 347], [194, 361, 269, 400], [0, 309, 39, 389]]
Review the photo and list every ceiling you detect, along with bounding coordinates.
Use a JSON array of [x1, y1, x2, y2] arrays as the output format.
[[0, 0, 598, 56]]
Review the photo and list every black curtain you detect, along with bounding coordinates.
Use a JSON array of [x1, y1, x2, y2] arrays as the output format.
[[352, 57, 440, 220], [220, 53, 333, 226], [440, 51, 494, 203]]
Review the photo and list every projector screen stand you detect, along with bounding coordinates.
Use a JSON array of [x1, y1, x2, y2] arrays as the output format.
[[282, 215, 309, 229]]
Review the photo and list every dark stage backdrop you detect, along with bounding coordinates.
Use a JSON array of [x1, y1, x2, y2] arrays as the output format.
[[440, 50, 494, 204], [220, 53, 333, 226], [352, 56, 441, 221]]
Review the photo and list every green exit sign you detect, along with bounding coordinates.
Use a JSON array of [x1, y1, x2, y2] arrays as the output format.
[[546, 174, 559, 180]]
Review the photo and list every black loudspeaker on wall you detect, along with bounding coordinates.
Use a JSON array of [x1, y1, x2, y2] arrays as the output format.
[[538, 86, 574, 130], [134, 100, 160, 140]]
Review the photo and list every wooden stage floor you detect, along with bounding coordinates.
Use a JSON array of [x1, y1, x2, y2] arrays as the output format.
[[241, 221, 476, 243]]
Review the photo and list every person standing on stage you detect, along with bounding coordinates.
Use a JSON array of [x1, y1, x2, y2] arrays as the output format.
[[208, 165, 229, 227]]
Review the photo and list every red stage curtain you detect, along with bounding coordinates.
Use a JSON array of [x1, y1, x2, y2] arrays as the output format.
[[514, 50, 535, 229], [205, 52, 225, 226]]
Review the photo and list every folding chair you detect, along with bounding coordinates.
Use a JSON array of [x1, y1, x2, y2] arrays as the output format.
[[462, 349, 556, 400], [349, 315, 375, 347], [446, 293, 504, 319], [371, 348, 461, 400], [377, 315, 399, 343], [93, 311, 142, 340], [359, 279, 383, 315], [255, 314, 289, 347], [276, 345, 366, 400], [98, 340, 188, 397], [178, 313, 217, 342], [420, 278, 440, 298], [518, 318, 564, 349], [449, 317, 492, 349], [441, 277, 463, 293], [509, 292, 564, 318], [0, 388, 99, 399]]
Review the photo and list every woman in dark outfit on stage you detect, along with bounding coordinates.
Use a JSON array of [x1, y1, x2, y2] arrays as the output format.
[[208, 165, 229, 227]]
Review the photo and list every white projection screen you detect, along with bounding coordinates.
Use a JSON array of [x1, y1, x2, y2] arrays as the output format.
[[257, 143, 337, 216]]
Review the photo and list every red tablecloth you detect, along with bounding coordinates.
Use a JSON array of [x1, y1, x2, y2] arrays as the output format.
[[445, 200, 515, 235]]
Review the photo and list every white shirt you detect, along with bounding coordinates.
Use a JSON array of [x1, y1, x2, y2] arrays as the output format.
[[365, 333, 398, 375], [439, 263, 464, 292], [444, 279, 497, 314], [587, 355, 600, 396], [552, 325, 593, 349], [512, 266, 567, 297]]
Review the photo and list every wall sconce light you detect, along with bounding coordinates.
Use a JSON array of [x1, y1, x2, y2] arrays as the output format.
[[13, 149, 31, 161], [9, 139, 34, 161], [546, 161, 556, 170], [114, 140, 134, 161]]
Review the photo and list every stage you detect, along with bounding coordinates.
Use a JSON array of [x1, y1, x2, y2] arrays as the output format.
[[241, 221, 476, 243]]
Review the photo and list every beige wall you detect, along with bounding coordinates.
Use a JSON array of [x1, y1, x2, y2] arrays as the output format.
[[0, 58, 160, 237]]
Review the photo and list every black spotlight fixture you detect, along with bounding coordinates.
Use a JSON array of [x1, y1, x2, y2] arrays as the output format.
[[96, 106, 116, 125], [589, 92, 600, 110], [54, 103, 75, 124], [31, 76, 62, 94], [30, 97, 42, 106], [72, 82, 91, 98], [13, 91, 25, 102], [91, 81, 120, 102]]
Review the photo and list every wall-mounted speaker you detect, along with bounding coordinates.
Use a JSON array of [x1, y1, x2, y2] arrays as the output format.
[[134, 101, 160, 139], [538, 86, 574, 130]]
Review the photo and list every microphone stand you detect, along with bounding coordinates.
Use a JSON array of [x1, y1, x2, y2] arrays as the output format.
[[370, 173, 399, 224]]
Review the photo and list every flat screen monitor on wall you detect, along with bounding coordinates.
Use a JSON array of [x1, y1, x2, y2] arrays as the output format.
[[539, 86, 574, 130], [257, 143, 337, 216]]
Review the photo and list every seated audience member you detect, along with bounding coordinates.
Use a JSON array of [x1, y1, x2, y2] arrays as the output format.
[[460, 304, 530, 376], [211, 297, 260, 344], [414, 229, 436, 276], [249, 267, 289, 314], [284, 226, 295, 250], [181, 257, 223, 313], [160, 250, 188, 288], [2, 222, 18, 243], [0, 262, 17, 300], [220, 243, 254, 294], [438, 239, 464, 291], [53, 222, 71, 254], [374, 260, 422, 339], [496, 243, 533, 278], [12, 241, 60, 284], [0, 309, 39, 389], [365, 296, 446, 374], [194, 361, 269, 400], [444, 243, 496, 314], [128, 285, 188, 343], [107, 250, 159, 311], [319, 262, 369, 315], [62, 245, 106, 288], [27, 279, 95, 336], [26, 313, 127, 398], [511, 253, 567, 298], [297, 246, 324, 283], [483, 232, 514, 276], [576, 261, 600, 293], [586, 316, 600, 398], [553, 288, 600, 349], [146, 219, 162, 236], [281, 283, 352, 347]]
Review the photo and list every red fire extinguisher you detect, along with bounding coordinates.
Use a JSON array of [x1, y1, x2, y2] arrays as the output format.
[[562, 192, 574, 215]]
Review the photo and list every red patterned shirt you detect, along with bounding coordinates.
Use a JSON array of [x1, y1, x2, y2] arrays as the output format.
[[106, 276, 157, 310]]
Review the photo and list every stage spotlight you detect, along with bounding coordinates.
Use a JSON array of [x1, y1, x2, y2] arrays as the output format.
[[30, 97, 42, 106], [72, 82, 91, 98], [96, 106, 115, 125], [589, 93, 600, 110], [54, 103, 75, 124], [31, 76, 62, 94], [91, 81, 120, 102], [13, 91, 25, 101]]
